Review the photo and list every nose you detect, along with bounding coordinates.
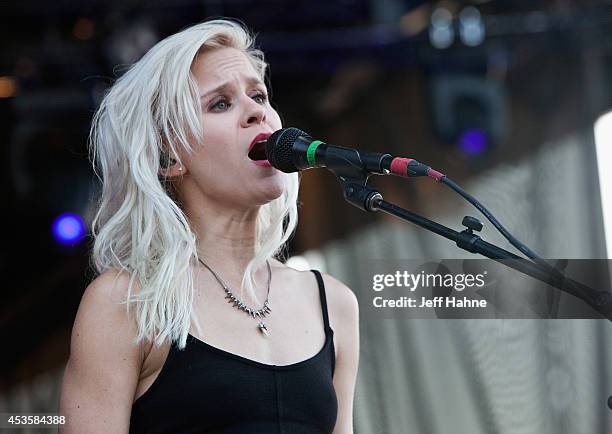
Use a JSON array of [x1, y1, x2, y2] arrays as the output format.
[[241, 96, 266, 127]]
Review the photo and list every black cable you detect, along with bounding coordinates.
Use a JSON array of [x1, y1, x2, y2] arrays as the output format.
[[437, 176, 569, 281]]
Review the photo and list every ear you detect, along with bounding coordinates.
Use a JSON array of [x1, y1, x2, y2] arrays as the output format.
[[159, 157, 187, 178]]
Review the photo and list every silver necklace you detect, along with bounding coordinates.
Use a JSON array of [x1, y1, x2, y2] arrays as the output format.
[[198, 258, 272, 336]]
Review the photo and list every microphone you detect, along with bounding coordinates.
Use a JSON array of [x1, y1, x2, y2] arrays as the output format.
[[265, 127, 445, 181]]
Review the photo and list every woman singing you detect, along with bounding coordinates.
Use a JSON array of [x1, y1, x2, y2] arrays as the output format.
[[58, 19, 360, 434]]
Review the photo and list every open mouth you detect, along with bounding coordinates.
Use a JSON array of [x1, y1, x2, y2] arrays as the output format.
[[248, 139, 268, 161]]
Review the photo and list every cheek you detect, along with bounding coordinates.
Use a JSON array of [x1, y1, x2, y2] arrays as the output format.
[[267, 108, 282, 130], [188, 136, 235, 178], [198, 118, 239, 156], [201, 115, 230, 140]]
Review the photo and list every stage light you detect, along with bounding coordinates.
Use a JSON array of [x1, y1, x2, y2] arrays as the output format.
[[594, 111, 612, 258], [458, 128, 488, 155], [430, 75, 507, 147], [459, 6, 485, 47], [52, 213, 86, 245], [429, 7, 455, 49], [0, 76, 17, 98]]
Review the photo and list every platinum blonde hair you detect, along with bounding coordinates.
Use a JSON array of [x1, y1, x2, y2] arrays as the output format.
[[89, 19, 299, 349]]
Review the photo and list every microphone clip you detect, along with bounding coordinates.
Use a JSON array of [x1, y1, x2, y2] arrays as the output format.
[[336, 175, 383, 213]]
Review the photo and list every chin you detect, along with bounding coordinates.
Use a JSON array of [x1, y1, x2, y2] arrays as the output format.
[[259, 186, 285, 205], [254, 178, 286, 205]]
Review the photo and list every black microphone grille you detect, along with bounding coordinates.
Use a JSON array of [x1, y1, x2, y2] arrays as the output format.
[[266, 127, 310, 173]]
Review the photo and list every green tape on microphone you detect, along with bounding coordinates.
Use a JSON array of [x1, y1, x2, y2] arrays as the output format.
[[307, 140, 323, 167]]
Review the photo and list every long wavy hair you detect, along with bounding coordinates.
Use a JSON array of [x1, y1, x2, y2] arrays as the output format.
[[89, 19, 299, 349]]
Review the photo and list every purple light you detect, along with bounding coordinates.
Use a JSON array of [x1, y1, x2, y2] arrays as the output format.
[[52, 213, 86, 245], [458, 129, 488, 155]]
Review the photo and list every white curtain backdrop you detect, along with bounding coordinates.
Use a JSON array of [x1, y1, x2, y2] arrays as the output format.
[[302, 131, 611, 434]]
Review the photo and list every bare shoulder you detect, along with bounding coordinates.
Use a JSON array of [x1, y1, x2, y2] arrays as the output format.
[[79, 269, 136, 310], [71, 269, 144, 356], [59, 268, 144, 432], [318, 271, 359, 324]]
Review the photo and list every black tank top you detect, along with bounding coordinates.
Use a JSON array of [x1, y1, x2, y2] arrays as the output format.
[[129, 270, 337, 434]]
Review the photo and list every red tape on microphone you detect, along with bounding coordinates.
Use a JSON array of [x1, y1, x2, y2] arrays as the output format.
[[390, 157, 446, 181], [390, 157, 414, 177]]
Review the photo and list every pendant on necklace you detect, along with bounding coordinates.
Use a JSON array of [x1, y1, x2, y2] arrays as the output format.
[[258, 321, 269, 336]]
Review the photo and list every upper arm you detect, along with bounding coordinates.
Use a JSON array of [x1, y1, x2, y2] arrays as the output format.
[[322, 273, 360, 434], [59, 270, 144, 433]]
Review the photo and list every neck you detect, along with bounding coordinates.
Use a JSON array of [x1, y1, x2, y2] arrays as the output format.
[[189, 206, 258, 270], [175, 178, 274, 300]]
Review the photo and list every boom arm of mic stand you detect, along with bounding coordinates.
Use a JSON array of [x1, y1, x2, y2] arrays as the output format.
[[336, 179, 612, 321]]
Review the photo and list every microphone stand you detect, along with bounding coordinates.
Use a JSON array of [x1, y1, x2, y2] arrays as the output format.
[[335, 175, 612, 322]]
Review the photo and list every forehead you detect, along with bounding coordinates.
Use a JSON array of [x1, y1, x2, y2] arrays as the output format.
[[191, 47, 260, 88]]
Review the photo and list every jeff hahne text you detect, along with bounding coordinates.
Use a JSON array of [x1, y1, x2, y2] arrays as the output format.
[[372, 270, 488, 309]]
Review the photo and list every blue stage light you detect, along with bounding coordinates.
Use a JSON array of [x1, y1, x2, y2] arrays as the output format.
[[52, 213, 85, 245], [458, 128, 488, 155]]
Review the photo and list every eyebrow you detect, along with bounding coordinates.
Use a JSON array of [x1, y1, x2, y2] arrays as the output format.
[[199, 77, 265, 101]]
